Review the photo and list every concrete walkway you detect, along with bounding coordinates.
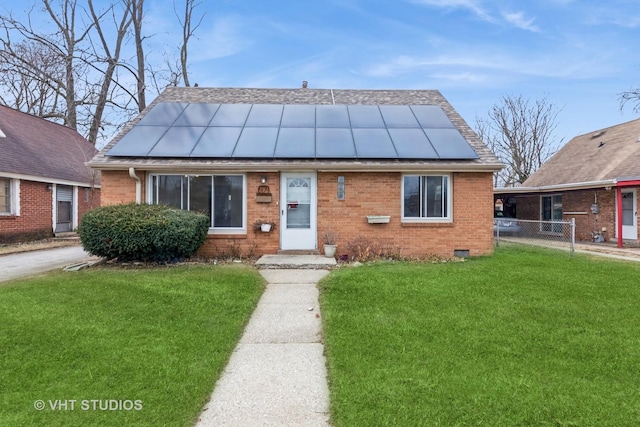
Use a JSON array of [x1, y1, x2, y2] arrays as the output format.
[[0, 245, 97, 283], [196, 256, 335, 427]]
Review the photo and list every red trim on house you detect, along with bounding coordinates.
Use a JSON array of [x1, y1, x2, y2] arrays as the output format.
[[616, 180, 640, 247]]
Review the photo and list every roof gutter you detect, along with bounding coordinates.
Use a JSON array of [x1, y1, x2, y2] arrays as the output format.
[[90, 161, 504, 173], [129, 167, 142, 203], [494, 179, 618, 194]]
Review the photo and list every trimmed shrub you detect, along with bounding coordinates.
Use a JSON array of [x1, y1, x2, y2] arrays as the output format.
[[78, 203, 209, 262]]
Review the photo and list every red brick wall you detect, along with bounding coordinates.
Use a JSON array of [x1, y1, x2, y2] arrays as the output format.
[[514, 189, 624, 243], [77, 186, 101, 224], [0, 180, 52, 242], [317, 172, 494, 258], [100, 170, 144, 205], [198, 172, 282, 258], [0, 180, 101, 243], [100, 169, 495, 259]]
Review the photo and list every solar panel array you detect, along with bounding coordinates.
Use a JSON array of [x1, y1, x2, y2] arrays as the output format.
[[106, 103, 479, 160]]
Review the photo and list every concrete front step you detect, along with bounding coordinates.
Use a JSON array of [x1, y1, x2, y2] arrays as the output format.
[[277, 249, 321, 255], [53, 232, 80, 240], [255, 254, 337, 269]]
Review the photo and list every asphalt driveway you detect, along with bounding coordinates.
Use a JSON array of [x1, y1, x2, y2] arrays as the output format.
[[0, 246, 96, 283]]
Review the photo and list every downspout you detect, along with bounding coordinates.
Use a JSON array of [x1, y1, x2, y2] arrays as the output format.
[[129, 167, 142, 203]]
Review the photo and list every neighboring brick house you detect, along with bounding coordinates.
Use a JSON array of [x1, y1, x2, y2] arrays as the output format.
[[495, 118, 640, 247], [0, 105, 100, 243], [88, 87, 502, 259]]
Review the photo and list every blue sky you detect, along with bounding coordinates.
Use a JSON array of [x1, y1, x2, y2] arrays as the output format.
[[171, 0, 640, 148], [5, 0, 640, 149]]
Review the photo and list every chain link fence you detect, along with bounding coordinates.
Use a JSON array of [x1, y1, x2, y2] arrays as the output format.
[[495, 218, 576, 254]]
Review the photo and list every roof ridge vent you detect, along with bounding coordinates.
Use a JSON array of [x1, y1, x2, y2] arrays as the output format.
[[591, 130, 605, 139]]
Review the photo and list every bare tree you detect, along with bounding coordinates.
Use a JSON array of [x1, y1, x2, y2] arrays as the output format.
[[0, 39, 65, 118], [128, 0, 147, 112], [619, 86, 640, 113], [476, 95, 563, 187], [85, 0, 133, 144], [175, 0, 204, 87], [0, 0, 204, 146], [0, 0, 95, 130]]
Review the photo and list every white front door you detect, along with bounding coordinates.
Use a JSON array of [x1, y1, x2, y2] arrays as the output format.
[[280, 172, 317, 250], [622, 190, 638, 240]]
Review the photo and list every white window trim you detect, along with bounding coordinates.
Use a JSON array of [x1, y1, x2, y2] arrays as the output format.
[[147, 173, 247, 234], [401, 173, 453, 223], [0, 178, 20, 216]]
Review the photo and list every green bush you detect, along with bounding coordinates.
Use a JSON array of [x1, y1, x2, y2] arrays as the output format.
[[78, 203, 209, 262]]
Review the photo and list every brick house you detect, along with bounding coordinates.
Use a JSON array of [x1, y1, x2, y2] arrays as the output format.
[[0, 105, 100, 243], [494, 118, 640, 247], [88, 87, 502, 259]]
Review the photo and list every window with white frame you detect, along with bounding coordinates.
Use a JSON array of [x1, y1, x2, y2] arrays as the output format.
[[149, 174, 245, 231], [0, 177, 13, 214], [402, 174, 451, 221]]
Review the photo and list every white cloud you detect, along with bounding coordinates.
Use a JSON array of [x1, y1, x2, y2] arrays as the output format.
[[502, 11, 540, 32], [191, 15, 252, 62], [359, 44, 620, 85], [410, 0, 494, 22]]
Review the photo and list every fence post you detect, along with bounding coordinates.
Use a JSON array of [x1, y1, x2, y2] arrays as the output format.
[[570, 218, 575, 256]]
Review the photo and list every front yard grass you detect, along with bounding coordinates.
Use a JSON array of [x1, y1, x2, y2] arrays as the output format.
[[320, 245, 640, 426], [0, 265, 264, 427]]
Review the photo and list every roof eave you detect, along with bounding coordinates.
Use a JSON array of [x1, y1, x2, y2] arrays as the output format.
[[494, 179, 618, 194], [88, 159, 503, 173]]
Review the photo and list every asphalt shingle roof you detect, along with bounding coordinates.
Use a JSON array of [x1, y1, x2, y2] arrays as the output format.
[[0, 105, 98, 185], [89, 87, 502, 171], [522, 118, 640, 187]]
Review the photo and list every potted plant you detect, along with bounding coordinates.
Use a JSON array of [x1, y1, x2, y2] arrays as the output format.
[[322, 229, 338, 258]]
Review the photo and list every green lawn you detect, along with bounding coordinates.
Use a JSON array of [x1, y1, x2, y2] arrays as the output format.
[[320, 245, 640, 426], [0, 265, 264, 427]]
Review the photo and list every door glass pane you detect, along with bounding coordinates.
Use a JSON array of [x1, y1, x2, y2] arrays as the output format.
[[623, 192, 634, 226], [189, 176, 212, 225], [287, 178, 311, 229], [214, 176, 243, 227]]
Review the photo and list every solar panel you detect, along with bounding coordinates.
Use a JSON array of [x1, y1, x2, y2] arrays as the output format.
[[233, 127, 278, 157], [209, 104, 251, 126], [281, 104, 316, 127], [348, 105, 385, 128], [316, 105, 350, 128], [106, 126, 170, 156], [352, 129, 397, 158], [388, 129, 439, 159], [173, 103, 220, 126], [410, 105, 455, 128], [245, 104, 284, 127], [147, 127, 206, 157], [106, 102, 479, 161], [275, 128, 316, 158], [316, 128, 356, 158], [379, 105, 420, 128], [425, 129, 479, 159], [191, 127, 242, 157], [138, 103, 188, 126]]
